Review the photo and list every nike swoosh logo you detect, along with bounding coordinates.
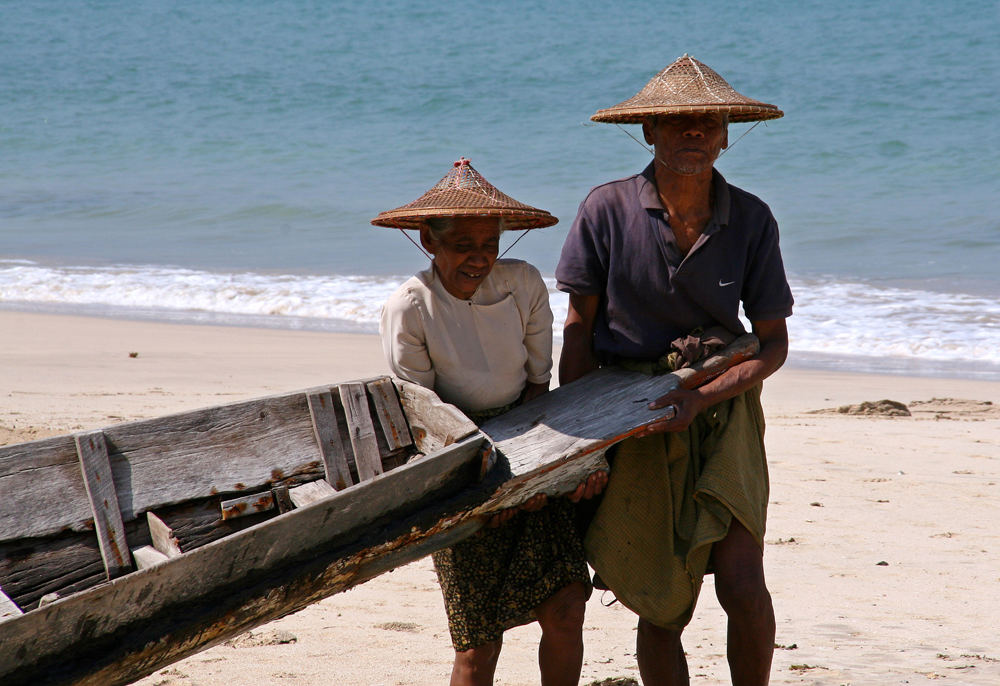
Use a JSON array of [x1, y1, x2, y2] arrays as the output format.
[[719, 280, 735, 287]]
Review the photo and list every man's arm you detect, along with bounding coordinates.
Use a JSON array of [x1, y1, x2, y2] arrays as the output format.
[[641, 317, 789, 435], [558, 293, 601, 385]]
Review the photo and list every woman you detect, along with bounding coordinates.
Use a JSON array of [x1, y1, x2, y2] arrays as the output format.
[[373, 158, 602, 686]]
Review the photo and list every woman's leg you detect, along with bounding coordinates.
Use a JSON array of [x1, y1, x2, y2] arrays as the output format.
[[534, 581, 588, 686], [450, 638, 502, 686]]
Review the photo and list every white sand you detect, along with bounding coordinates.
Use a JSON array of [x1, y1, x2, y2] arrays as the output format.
[[3, 311, 998, 685]]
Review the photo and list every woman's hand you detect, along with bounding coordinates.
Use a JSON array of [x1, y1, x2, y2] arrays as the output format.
[[568, 470, 608, 502], [486, 493, 548, 527]]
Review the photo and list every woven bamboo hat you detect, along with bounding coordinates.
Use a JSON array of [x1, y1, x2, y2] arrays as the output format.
[[371, 158, 557, 231], [591, 54, 783, 124]]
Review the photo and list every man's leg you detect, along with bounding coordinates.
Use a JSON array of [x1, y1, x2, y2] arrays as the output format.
[[711, 520, 775, 686], [450, 639, 502, 686], [636, 619, 689, 685], [535, 581, 588, 686]]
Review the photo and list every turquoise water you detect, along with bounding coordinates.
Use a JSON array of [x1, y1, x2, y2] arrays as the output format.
[[2, 1, 999, 377]]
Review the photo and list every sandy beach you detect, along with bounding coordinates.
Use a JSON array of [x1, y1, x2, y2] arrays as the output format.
[[2, 310, 999, 685]]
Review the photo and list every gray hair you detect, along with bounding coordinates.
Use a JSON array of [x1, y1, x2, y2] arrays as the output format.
[[424, 216, 506, 243]]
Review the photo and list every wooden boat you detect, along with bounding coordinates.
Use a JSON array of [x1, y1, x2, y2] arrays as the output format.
[[0, 334, 758, 686]]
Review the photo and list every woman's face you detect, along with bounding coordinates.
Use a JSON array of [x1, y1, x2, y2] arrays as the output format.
[[421, 217, 501, 300]]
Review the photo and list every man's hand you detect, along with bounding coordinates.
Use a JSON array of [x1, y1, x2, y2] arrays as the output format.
[[636, 318, 788, 437], [637, 388, 704, 435]]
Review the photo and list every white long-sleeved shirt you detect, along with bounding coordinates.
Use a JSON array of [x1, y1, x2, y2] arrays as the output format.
[[380, 259, 553, 414]]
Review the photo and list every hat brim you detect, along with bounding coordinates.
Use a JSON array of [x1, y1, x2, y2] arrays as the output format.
[[591, 102, 784, 125], [371, 207, 558, 231]]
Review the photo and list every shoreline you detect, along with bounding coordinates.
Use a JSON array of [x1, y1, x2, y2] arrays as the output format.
[[3, 309, 1000, 685]]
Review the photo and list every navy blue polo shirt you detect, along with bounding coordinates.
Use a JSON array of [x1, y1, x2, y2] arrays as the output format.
[[555, 163, 794, 362]]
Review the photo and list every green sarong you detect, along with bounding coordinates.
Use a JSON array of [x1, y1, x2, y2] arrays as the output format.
[[584, 383, 768, 629]]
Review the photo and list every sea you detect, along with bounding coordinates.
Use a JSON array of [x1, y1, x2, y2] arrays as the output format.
[[2, 0, 998, 380]]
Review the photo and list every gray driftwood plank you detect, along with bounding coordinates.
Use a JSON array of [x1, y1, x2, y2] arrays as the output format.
[[147, 512, 183, 559], [306, 390, 354, 490], [0, 436, 90, 541], [0, 587, 21, 623], [477, 334, 761, 512], [288, 479, 337, 508], [1, 391, 325, 541], [338, 383, 383, 481], [220, 491, 275, 520], [0, 433, 487, 686], [75, 431, 132, 579], [131, 546, 169, 570], [366, 377, 413, 450], [393, 382, 478, 454]]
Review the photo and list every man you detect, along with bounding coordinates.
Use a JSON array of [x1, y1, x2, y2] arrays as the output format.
[[556, 55, 793, 685]]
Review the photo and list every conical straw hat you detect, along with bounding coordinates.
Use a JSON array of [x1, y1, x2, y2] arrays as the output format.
[[371, 158, 557, 231], [591, 54, 783, 124]]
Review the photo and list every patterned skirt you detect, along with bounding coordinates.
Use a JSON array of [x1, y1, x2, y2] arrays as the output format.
[[431, 497, 591, 651]]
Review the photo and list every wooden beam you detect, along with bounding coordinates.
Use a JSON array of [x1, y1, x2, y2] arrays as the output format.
[[75, 431, 131, 579], [147, 512, 183, 559], [366, 378, 413, 451], [338, 383, 383, 482], [0, 587, 21, 623], [220, 492, 276, 521], [306, 390, 353, 490], [288, 479, 337, 508], [392, 380, 478, 453], [37, 592, 60, 608], [271, 485, 294, 514], [131, 546, 169, 570]]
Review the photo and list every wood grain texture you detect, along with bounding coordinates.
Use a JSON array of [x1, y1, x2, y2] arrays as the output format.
[[0, 435, 92, 541], [0, 432, 486, 686], [75, 431, 132, 579], [131, 546, 169, 570], [306, 390, 354, 490], [0, 587, 21, 622], [147, 512, 182, 559], [393, 380, 478, 454], [478, 335, 760, 512], [338, 383, 382, 481], [288, 479, 336, 508], [220, 491, 275, 520], [366, 378, 413, 450]]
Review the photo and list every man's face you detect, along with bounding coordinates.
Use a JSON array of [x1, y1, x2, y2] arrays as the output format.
[[642, 113, 729, 176]]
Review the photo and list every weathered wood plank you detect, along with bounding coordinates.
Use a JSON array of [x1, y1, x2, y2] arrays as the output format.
[[306, 390, 354, 490], [0, 435, 92, 542], [76, 431, 132, 579], [147, 512, 183, 559], [477, 334, 761, 512], [393, 381, 478, 454], [0, 518, 148, 611], [154, 500, 271, 554], [37, 592, 60, 608], [0, 432, 487, 686], [131, 546, 169, 570], [0, 587, 21, 623], [338, 383, 383, 481], [220, 492, 275, 520], [0, 392, 323, 541], [272, 485, 294, 514], [366, 378, 413, 451], [288, 479, 337, 508]]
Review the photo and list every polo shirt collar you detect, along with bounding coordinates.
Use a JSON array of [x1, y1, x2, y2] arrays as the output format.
[[636, 162, 731, 230]]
